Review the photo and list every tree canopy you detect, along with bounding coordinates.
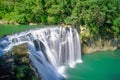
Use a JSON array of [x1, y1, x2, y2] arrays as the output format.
[[0, 0, 120, 39]]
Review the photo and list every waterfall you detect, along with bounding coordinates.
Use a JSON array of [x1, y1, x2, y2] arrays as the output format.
[[0, 26, 82, 80]]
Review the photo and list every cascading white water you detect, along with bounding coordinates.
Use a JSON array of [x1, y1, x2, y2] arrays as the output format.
[[0, 26, 82, 80]]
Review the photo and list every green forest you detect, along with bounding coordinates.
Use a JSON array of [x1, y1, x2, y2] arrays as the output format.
[[0, 0, 120, 39]]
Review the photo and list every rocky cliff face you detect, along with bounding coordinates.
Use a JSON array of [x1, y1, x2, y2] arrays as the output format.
[[0, 43, 38, 80], [81, 38, 120, 54], [79, 25, 120, 54]]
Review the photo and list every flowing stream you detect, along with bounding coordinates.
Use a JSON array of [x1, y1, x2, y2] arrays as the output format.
[[0, 26, 82, 80]]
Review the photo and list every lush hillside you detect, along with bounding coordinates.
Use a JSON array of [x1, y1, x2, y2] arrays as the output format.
[[0, 0, 120, 39]]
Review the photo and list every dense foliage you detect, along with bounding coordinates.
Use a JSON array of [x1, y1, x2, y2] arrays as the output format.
[[0, 0, 120, 39]]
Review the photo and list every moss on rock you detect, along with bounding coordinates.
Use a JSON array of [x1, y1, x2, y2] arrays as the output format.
[[0, 43, 39, 80]]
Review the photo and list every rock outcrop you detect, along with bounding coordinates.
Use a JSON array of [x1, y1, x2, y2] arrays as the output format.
[[0, 43, 38, 80], [82, 38, 120, 54]]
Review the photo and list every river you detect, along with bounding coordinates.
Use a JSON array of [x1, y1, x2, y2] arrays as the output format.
[[66, 50, 120, 80]]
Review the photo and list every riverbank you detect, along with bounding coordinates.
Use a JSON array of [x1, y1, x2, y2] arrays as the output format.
[[81, 38, 120, 54]]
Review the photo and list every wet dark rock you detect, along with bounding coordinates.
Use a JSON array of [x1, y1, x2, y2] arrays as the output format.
[[0, 52, 14, 80], [0, 43, 38, 80]]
